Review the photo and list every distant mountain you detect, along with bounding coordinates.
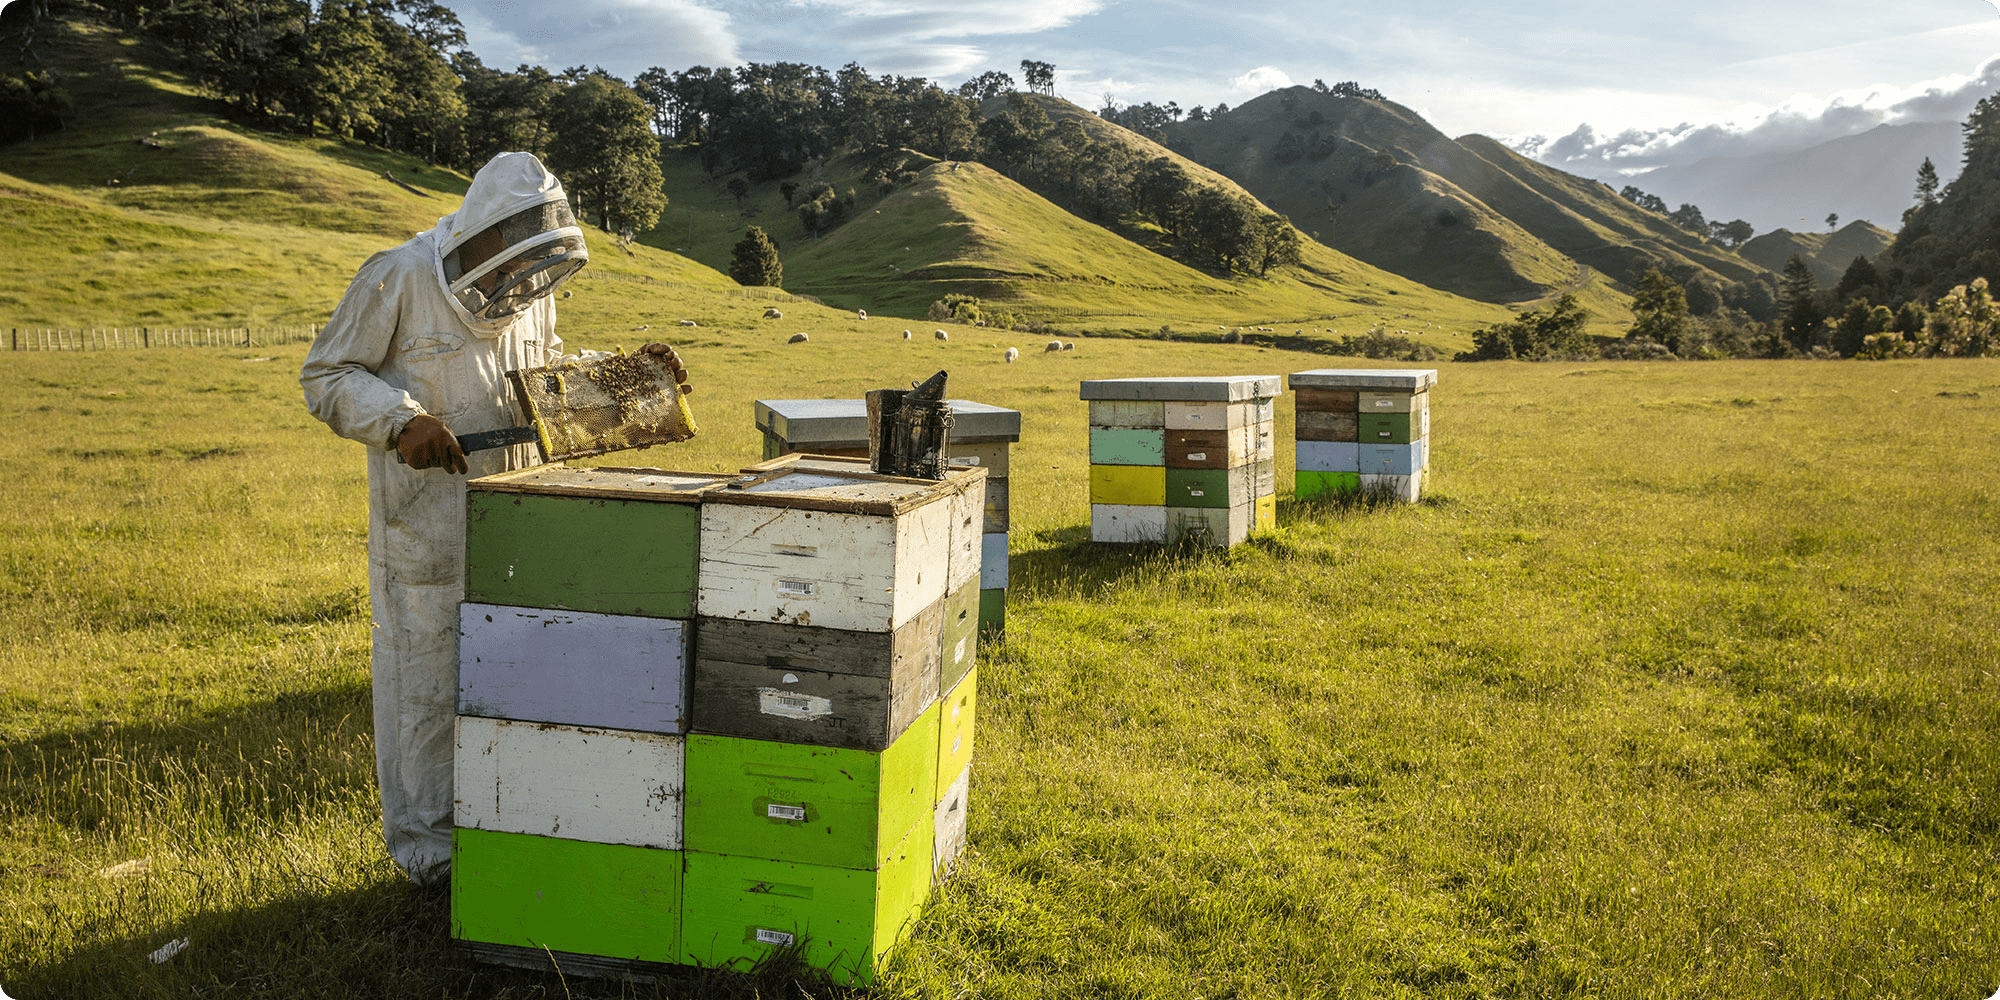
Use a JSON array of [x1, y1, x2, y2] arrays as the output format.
[[1739, 221, 1895, 286], [1163, 87, 1764, 304], [1583, 122, 1961, 235]]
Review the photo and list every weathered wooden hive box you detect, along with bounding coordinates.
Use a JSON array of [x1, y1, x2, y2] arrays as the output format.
[[1080, 376, 1281, 547], [1287, 369, 1437, 503], [451, 463, 986, 986], [752, 398, 1021, 633]]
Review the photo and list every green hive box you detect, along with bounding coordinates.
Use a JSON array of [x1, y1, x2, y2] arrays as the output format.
[[682, 703, 939, 871], [680, 820, 931, 985], [1357, 412, 1414, 444], [451, 828, 682, 963], [1296, 470, 1362, 498], [464, 467, 724, 619]]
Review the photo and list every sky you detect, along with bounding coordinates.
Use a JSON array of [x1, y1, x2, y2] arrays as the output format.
[[451, 0, 2000, 181]]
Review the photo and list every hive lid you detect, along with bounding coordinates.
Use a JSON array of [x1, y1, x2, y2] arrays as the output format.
[[466, 466, 732, 502], [706, 463, 987, 515], [753, 398, 1022, 444], [1287, 369, 1438, 392], [1078, 375, 1282, 401], [741, 453, 874, 476]]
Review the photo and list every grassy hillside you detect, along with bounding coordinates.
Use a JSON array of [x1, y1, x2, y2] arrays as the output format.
[[1166, 88, 1764, 306], [1740, 221, 1894, 286]]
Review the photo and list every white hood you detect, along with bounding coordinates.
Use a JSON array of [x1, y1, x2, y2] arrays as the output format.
[[431, 152, 585, 337]]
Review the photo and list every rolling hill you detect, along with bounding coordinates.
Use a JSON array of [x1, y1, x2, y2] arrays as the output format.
[[1162, 87, 1768, 304], [1738, 220, 1895, 287]]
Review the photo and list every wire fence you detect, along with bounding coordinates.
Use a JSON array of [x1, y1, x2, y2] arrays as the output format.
[[8, 326, 322, 352]]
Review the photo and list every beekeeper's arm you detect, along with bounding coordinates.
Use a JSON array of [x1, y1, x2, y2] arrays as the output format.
[[300, 251, 467, 472]]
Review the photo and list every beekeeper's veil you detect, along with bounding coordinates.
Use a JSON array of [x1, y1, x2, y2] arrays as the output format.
[[434, 152, 588, 335]]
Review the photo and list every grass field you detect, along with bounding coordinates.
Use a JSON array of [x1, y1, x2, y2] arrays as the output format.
[[1, 307, 1996, 997]]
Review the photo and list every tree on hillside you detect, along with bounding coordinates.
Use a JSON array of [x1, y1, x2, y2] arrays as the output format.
[[1710, 218, 1754, 250], [1778, 254, 1823, 354], [956, 70, 1015, 100], [1833, 255, 1881, 304], [908, 86, 980, 160], [1255, 215, 1303, 277], [547, 72, 667, 233], [1618, 185, 1669, 215], [1669, 203, 1708, 236], [1914, 157, 1940, 208], [0, 69, 72, 143], [457, 57, 561, 161], [729, 226, 782, 287], [1019, 60, 1055, 96], [1628, 268, 1690, 353], [1456, 295, 1592, 361], [1826, 212, 1839, 231]]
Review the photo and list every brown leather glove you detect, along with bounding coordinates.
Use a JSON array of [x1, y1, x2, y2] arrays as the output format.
[[638, 343, 695, 396], [396, 413, 467, 474]]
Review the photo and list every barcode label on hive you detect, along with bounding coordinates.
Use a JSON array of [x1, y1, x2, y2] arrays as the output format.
[[767, 803, 807, 821], [756, 929, 795, 947], [777, 579, 815, 596], [759, 687, 834, 720]]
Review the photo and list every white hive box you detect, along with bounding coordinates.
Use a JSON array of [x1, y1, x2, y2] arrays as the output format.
[[453, 715, 685, 850]]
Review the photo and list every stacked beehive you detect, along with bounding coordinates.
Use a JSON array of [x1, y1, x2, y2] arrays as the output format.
[[1288, 368, 1436, 502], [451, 462, 986, 985], [1081, 376, 1280, 547], [752, 398, 1020, 633]]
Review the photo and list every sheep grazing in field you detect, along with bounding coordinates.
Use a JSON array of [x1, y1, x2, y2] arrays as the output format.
[[934, 329, 949, 341], [1044, 340, 1062, 353], [857, 309, 868, 320], [902, 329, 912, 339], [679, 319, 697, 326], [787, 332, 809, 344], [1004, 347, 1019, 363], [764, 307, 784, 319], [634, 324, 649, 331], [1062, 342, 1075, 351]]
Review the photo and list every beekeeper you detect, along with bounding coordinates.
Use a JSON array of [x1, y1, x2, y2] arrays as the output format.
[[300, 152, 689, 883]]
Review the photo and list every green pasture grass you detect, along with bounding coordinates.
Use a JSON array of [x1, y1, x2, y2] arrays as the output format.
[[1, 292, 1997, 999]]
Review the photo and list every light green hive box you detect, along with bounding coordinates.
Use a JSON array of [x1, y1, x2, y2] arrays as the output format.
[[1296, 470, 1361, 498], [680, 819, 932, 986], [451, 828, 682, 962], [1088, 427, 1166, 465], [464, 468, 723, 619], [682, 702, 939, 871]]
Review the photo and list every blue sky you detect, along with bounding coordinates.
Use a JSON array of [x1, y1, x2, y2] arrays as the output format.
[[453, 0, 2000, 176]]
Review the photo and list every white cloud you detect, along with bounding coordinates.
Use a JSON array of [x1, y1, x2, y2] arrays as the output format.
[[1231, 66, 1293, 94], [1513, 55, 2000, 177], [789, 0, 1107, 38], [460, 0, 741, 76]]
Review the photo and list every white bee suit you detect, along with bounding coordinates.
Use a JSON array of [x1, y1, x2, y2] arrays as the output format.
[[300, 152, 584, 883]]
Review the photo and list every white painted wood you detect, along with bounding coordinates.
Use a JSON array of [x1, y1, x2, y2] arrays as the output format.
[[1165, 400, 1252, 431], [1358, 390, 1426, 412], [755, 399, 1023, 446], [1080, 375, 1282, 402], [946, 480, 988, 593], [698, 500, 952, 633], [1167, 504, 1252, 548], [1360, 472, 1424, 502], [1091, 504, 1167, 543], [1088, 400, 1166, 429], [453, 715, 685, 849], [979, 532, 1009, 589], [1236, 419, 1275, 463], [1287, 369, 1437, 392], [1254, 459, 1275, 496], [933, 764, 970, 884], [458, 604, 688, 733], [946, 441, 1011, 477]]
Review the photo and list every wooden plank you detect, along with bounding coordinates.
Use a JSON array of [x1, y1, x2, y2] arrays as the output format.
[[1358, 412, 1414, 444], [681, 708, 938, 869], [977, 588, 1005, 635], [453, 717, 685, 849], [1297, 441, 1359, 473], [1091, 503, 1167, 543], [945, 441, 1010, 477], [935, 667, 977, 800], [933, 764, 969, 884], [1237, 419, 1275, 463], [940, 582, 979, 692], [1081, 375, 1282, 402], [1293, 387, 1358, 412], [1087, 400, 1165, 429], [1360, 471, 1423, 502], [757, 398, 1021, 446], [467, 467, 727, 502], [1359, 390, 1427, 413], [679, 824, 931, 986], [1164, 428, 1241, 470], [1287, 368, 1437, 392], [1088, 464, 1165, 506], [690, 609, 943, 751], [451, 829, 681, 962], [981, 477, 1009, 533], [945, 478, 987, 594], [1296, 470, 1361, 498], [710, 466, 985, 518], [1089, 427, 1166, 466], [1166, 466, 1252, 510], [1359, 443, 1421, 475], [458, 604, 688, 734], [1167, 504, 1252, 548], [1295, 409, 1358, 443], [1254, 459, 1275, 496], [1164, 400, 1250, 431], [697, 499, 952, 633], [978, 532, 1009, 590], [465, 492, 700, 619]]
